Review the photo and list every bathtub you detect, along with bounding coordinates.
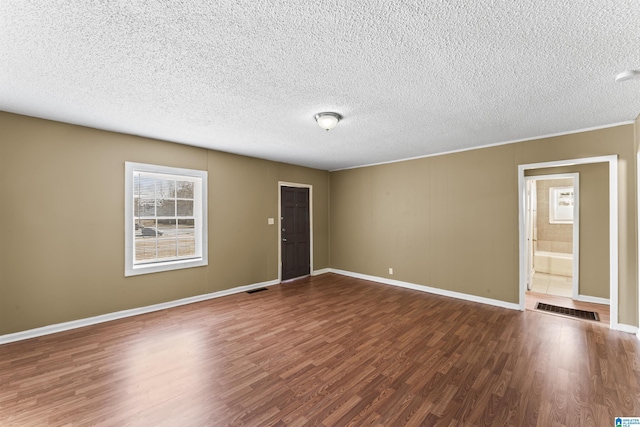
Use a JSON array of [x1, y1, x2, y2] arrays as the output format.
[[534, 251, 573, 276]]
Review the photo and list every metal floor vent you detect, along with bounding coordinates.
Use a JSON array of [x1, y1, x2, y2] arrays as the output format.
[[535, 302, 599, 321], [246, 287, 268, 294]]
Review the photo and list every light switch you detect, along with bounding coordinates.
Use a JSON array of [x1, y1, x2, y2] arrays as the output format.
[[268, 218, 275, 225]]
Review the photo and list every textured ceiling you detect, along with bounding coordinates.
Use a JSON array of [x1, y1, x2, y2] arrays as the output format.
[[1, 1, 640, 170]]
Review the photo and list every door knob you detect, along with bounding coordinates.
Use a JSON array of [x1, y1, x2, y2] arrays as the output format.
[[282, 238, 287, 242]]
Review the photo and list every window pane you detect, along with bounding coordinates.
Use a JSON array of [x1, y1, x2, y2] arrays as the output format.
[[137, 219, 158, 237], [157, 219, 176, 237], [178, 238, 195, 257], [157, 238, 177, 259], [134, 219, 146, 233], [177, 219, 195, 237], [138, 219, 156, 228], [135, 236, 156, 261], [177, 200, 193, 216], [138, 199, 156, 216], [176, 181, 194, 199], [156, 199, 175, 217], [135, 175, 155, 198], [156, 178, 175, 199]]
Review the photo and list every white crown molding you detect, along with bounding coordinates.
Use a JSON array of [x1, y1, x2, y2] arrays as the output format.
[[330, 121, 634, 172]]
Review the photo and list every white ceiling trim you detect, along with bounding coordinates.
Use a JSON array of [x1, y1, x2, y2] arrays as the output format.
[[330, 121, 635, 172]]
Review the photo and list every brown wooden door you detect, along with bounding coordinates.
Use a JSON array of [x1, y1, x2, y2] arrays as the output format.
[[281, 186, 310, 280]]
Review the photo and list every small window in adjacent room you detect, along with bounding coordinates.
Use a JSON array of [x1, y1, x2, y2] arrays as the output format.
[[549, 186, 574, 224], [125, 162, 207, 276]]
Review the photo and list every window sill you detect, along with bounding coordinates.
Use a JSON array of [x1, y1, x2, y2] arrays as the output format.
[[125, 257, 207, 277]]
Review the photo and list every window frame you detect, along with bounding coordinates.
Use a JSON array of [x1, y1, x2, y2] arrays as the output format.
[[549, 186, 574, 224], [125, 162, 208, 276]]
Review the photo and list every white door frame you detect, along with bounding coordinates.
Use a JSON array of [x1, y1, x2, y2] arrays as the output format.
[[636, 153, 640, 339], [524, 173, 580, 300], [278, 181, 313, 282], [637, 152, 640, 340], [518, 155, 618, 330], [525, 179, 536, 290]]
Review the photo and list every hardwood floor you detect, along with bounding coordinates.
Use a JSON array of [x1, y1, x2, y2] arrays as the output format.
[[1, 273, 639, 426]]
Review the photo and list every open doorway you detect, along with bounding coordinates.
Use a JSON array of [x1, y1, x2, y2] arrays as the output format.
[[525, 173, 579, 299], [518, 155, 618, 330]]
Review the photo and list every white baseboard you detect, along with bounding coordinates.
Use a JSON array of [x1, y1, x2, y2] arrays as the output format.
[[3, 271, 634, 344], [330, 269, 521, 311], [576, 295, 610, 305], [615, 323, 639, 334], [0, 278, 280, 345], [330, 270, 640, 333]]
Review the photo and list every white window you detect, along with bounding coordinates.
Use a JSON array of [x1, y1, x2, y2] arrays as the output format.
[[549, 186, 574, 224], [125, 162, 207, 276]]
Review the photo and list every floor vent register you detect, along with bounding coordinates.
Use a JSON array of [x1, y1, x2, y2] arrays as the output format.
[[535, 302, 599, 321]]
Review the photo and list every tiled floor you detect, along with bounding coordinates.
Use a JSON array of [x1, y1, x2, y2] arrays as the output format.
[[529, 272, 573, 297]]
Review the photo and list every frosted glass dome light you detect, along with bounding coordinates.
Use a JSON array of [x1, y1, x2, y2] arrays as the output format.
[[314, 112, 342, 131], [615, 69, 640, 82]]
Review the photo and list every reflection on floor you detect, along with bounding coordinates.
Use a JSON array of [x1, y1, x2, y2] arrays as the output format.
[[530, 272, 572, 297]]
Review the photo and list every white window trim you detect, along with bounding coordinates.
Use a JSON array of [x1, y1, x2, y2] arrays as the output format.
[[125, 162, 208, 276], [549, 186, 574, 224]]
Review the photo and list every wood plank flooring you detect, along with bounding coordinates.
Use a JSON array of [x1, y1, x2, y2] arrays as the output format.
[[1, 273, 639, 426]]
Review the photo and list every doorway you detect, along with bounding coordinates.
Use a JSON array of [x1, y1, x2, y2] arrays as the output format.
[[518, 155, 618, 329], [279, 183, 312, 281], [525, 173, 579, 299]]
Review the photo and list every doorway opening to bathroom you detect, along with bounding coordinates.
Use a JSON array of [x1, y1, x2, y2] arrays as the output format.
[[524, 173, 579, 299], [518, 155, 618, 330]]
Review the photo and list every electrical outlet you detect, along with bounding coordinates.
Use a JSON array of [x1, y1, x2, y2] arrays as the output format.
[[389, 268, 393, 275]]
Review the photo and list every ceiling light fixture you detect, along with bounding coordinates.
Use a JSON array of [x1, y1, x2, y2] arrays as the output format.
[[315, 112, 342, 131], [615, 69, 640, 83]]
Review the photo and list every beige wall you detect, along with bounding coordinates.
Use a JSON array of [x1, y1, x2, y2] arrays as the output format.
[[534, 178, 573, 254], [0, 112, 329, 335], [330, 145, 519, 303], [526, 165, 609, 299], [1, 111, 638, 334], [330, 124, 637, 326]]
